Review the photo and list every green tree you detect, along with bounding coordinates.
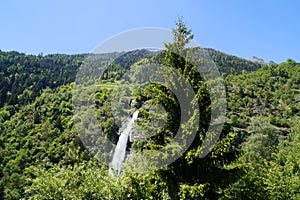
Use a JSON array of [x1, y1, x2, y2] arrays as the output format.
[[131, 17, 238, 199]]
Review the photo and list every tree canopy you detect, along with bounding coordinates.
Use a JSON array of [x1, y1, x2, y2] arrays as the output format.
[[0, 18, 298, 200]]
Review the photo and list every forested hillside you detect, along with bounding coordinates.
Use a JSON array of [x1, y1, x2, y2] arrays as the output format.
[[0, 51, 85, 107], [205, 48, 262, 75], [0, 22, 299, 199], [0, 48, 262, 108], [224, 59, 300, 199]]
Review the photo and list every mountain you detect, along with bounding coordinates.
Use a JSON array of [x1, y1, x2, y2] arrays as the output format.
[[0, 48, 263, 108], [205, 48, 263, 74], [0, 49, 298, 199], [0, 51, 85, 107], [251, 56, 265, 64]]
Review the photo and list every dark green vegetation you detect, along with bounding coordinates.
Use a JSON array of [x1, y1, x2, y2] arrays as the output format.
[[0, 51, 85, 107], [0, 20, 299, 199]]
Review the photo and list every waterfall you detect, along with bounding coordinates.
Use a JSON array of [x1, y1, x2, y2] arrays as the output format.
[[110, 110, 139, 175]]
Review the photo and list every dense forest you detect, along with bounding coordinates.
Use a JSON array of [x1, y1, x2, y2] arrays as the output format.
[[0, 20, 299, 200]]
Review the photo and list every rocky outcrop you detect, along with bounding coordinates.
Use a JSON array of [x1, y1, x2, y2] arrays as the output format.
[[252, 56, 265, 64]]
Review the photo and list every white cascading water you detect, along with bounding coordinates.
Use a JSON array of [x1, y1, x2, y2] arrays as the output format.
[[110, 110, 139, 175]]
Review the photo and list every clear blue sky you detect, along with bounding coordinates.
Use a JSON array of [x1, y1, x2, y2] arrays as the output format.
[[1, 0, 299, 63]]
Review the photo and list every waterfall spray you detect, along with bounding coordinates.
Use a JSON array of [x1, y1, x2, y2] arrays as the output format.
[[110, 110, 139, 175]]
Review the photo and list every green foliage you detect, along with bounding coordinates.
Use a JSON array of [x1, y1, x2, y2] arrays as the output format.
[[0, 51, 85, 108], [223, 60, 300, 199], [124, 17, 239, 199], [0, 85, 91, 199], [0, 20, 299, 200], [206, 48, 263, 75]]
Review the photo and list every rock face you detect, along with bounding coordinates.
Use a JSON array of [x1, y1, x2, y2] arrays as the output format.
[[129, 129, 146, 142], [252, 56, 265, 64]]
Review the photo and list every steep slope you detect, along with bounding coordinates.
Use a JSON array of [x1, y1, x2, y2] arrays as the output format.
[[205, 48, 263, 75], [223, 59, 300, 199], [0, 49, 262, 108], [226, 59, 300, 136], [1, 49, 291, 200], [0, 51, 85, 107]]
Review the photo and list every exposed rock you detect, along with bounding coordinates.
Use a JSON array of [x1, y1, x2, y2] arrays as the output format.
[[252, 56, 265, 64]]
